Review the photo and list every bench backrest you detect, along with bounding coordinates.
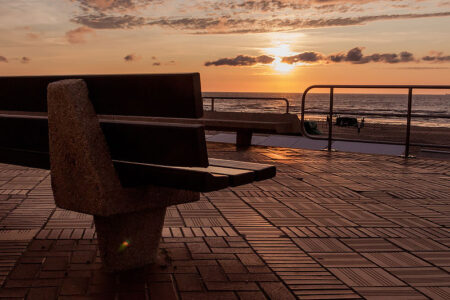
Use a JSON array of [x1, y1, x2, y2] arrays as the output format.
[[0, 73, 209, 169], [0, 73, 203, 118]]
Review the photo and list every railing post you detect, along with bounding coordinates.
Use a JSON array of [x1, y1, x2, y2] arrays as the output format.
[[405, 88, 413, 158], [328, 88, 334, 152], [211, 98, 215, 112]]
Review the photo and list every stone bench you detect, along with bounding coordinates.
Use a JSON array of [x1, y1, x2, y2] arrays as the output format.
[[0, 73, 276, 271]]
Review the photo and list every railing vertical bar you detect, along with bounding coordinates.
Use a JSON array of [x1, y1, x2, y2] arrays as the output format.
[[405, 88, 413, 158], [328, 88, 334, 152], [211, 98, 215, 112], [301, 91, 307, 136]]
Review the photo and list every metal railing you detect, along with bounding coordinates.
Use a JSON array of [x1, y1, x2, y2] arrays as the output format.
[[203, 96, 290, 114], [301, 85, 450, 158]]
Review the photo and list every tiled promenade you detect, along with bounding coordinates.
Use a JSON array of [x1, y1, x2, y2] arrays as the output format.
[[0, 143, 449, 299]]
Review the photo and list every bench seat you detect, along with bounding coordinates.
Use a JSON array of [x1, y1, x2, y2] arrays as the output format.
[[116, 159, 275, 192], [0, 112, 275, 192]]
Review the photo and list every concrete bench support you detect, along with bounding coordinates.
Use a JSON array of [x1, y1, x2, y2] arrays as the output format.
[[94, 207, 166, 270], [47, 79, 199, 271], [236, 129, 253, 148]]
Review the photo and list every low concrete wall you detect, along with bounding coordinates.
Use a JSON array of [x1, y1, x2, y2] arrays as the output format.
[[103, 111, 302, 135], [203, 111, 301, 134]]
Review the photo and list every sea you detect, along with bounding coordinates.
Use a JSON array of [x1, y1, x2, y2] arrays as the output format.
[[202, 92, 450, 128]]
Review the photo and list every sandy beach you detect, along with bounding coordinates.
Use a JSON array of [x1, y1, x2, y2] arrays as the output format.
[[313, 121, 450, 145], [308, 121, 450, 158]]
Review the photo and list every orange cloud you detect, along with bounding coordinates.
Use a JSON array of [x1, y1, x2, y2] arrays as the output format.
[[65, 26, 95, 44], [20, 57, 31, 64], [26, 32, 40, 40], [124, 53, 141, 62]]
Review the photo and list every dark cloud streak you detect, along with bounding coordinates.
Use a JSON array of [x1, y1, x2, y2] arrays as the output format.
[[20, 57, 31, 64], [70, 10, 450, 33], [205, 47, 448, 67], [205, 55, 275, 66], [71, 0, 159, 13], [123, 53, 140, 62], [72, 14, 146, 29], [282, 52, 325, 64], [422, 53, 450, 62]]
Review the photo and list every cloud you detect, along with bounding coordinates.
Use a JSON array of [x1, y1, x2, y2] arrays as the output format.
[[321, 47, 417, 64], [230, 0, 309, 12], [205, 54, 275, 66], [72, 14, 147, 29], [398, 66, 450, 70], [205, 47, 426, 67], [177, 11, 450, 33], [26, 32, 40, 40], [282, 52, 325, 64], [422, 51, 450, 62], [75, 0, 134, 11], [123, 53, 141, 62], [20, 57, 31, 64], [0, 56, 33, 64], [71, 0, 157, 13], [65, 26, 95, 43], [195, 0, 401, 13], [70, 8, 450, 33]]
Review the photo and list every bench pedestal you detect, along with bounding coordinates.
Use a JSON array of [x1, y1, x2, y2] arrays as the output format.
[[94, 207, 166, 271], [236, 129, 253, 148]]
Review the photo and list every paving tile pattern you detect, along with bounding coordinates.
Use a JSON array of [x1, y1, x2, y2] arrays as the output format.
[[0, 143, 449, 299]]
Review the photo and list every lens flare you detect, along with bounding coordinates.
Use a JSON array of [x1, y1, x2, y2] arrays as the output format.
[[118, 240, 130, 252]]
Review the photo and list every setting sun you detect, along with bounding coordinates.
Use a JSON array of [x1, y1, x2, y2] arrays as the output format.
[[271, 57, 295, 73], [265, 44, 296, 73]]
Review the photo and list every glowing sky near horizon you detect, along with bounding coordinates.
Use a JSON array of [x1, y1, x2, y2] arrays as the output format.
[[0, 0, 449, 92]]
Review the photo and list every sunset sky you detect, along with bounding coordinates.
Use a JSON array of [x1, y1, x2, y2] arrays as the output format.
[[0, 0, 449, 92]]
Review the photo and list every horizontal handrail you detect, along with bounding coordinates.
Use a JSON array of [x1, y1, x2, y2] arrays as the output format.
[[202, 96, 290, 114], [301, 85, 450, 158], [303, 111, 450, 119], [303, 84, 450, 91]]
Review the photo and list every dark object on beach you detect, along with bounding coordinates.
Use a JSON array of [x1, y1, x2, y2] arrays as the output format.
[[336, 116, 358, 127], [304, 121, 321, 135]]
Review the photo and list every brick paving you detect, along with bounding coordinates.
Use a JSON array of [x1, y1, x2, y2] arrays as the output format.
[[0, 143, 449, 299]]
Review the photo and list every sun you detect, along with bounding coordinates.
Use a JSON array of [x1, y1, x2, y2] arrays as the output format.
[[272, 57, 295, 73], [265, 44, 296, 74]]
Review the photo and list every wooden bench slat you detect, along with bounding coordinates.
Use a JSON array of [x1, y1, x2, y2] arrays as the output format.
[[209, 158, 276, 181], [114, 161, 230, 192], [164, 165, 255, 186], [101, 120, 208, 167], [0, 73, 203, 118], [0, 114, 208, 167], [99, 115, 292, 133]]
